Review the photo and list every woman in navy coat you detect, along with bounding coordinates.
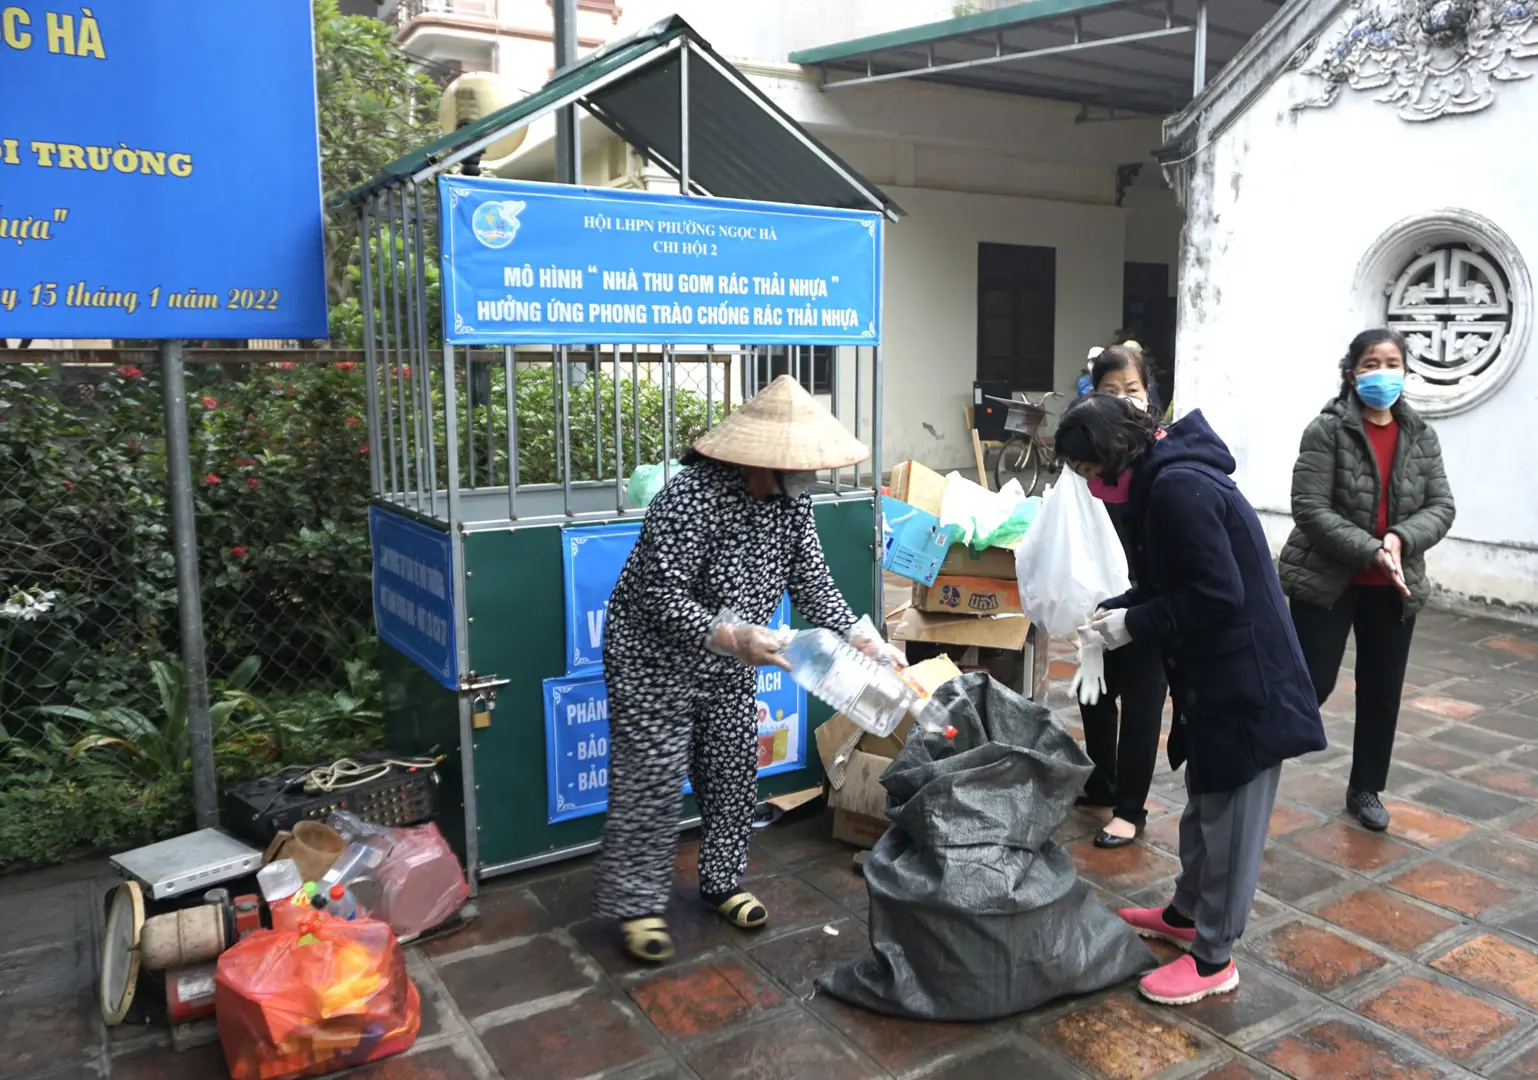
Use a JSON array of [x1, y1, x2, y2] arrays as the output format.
[[1060, 394, 1325, 1008]]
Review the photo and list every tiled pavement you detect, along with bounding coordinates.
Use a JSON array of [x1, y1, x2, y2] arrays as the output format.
[[5, 610, 1538, 1080]]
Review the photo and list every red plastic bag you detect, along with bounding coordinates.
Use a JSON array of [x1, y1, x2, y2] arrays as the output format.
[[215, 915, 420, 1080], [373, 823, 469, 939]]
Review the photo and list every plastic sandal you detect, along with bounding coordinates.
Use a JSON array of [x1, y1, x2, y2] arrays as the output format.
[[619, 917, 674, 963], [712, 891, 768, 929]]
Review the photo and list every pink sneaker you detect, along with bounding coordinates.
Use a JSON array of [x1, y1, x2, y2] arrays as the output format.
[[1138, 954, 1239, 1006], [1117, 906, 1197, 950]]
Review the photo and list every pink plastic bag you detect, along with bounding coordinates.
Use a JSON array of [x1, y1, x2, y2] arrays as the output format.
[[372, 823, 468, 939]]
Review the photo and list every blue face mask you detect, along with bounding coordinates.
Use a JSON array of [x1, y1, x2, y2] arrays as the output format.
[[1355, 370, 1404, 410]]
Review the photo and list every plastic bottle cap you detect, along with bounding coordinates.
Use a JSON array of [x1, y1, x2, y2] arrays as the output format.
[[329, 885, 345, 900], [302, 882, 318, 897], [943, 725, 958, 739]]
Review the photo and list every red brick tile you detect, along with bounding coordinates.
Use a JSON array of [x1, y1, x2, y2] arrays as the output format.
[[1486, 635, 1538, 661], [1068, 840, 1182, 894], [1289, 821, 1416, 872], [1315, 889, 1457, 953], [1279, 769, 1349, 811], [684, 1012, 869, 1080], [435, 935, 597, 1017], [1453, 836, 1538, 888], [1381, 800, 1475, 848], [629, 957, 784, 1039], [1389, 861, 1521, 917], [1250, 921, 1386, 992], [346, 1045, 484, 1080], [1260, 1018, 1443, 1080], [479, 994, 659, 1080], [1269, 802, 1321, 837], [1050, 658, 1078, 679], [810, 995, 988, 1073], [1466, 766, 1538, 799], [1141, 814, 1183, 854], [1258, 847, 1350, 905], [1433, 934, 1538, 1011], [1394, 740, 1481, 774], [424, 885, 551, 956], [1356, 974, 1519, 1060], [1190, 1063, 1270, 1080], [1405, 695, 1484, 720], [1493, 1042, 1538, 1078], [793, 852, 870, 918], [1513, 816, 1538, 843], [747, 919, 866, 998], [1037, 997, 1205, 1080]]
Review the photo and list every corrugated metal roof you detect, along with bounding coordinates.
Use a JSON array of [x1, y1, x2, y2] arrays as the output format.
[[788, 0, 1283, 117], [341, 16, 902, 218]]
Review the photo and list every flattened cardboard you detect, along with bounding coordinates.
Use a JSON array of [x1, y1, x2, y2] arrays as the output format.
[[889, 460, 946, 517], [939, 545, 1018, 580], [913, 575, 1023, 616], [825, 750, 893, 819], [890, 607, 1030, 651]]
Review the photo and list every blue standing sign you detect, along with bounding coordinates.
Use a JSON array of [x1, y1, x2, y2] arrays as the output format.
[[369, 507, 458, 691], [0, 1, 327, 339], [440, 177, 883, 346], [561, 521, 643, 672]]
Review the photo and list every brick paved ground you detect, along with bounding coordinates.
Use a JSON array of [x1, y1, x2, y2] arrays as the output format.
[[4, 609, 1538, 1080]]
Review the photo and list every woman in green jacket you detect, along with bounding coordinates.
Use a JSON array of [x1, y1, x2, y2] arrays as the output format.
[[1278, 328, 1455, 832]]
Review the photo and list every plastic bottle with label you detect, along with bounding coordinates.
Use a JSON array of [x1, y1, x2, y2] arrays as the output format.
[[781, 628, 956, 740], [325, 884, 358, 921]]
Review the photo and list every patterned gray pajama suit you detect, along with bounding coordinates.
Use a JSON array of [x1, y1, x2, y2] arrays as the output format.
[[591, 459, 856, 922]]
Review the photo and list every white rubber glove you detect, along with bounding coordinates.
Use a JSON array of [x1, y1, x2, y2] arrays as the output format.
[[1083, 607, 1133, 651], [1071, 633, 1107, 705], [705, 609, 793, 670], [845, 614, 905, 668]]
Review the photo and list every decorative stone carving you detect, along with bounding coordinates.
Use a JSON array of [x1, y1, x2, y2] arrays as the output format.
[[1353, 209, 1531, 416], [1291, 0, 1538, 121]]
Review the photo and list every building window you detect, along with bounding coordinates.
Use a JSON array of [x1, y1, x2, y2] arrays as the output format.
[[748, 346, 832, 395], [1357, 210, 1531, 417], [976, 242, 1056, 389]]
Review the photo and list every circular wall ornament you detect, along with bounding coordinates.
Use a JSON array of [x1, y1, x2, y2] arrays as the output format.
[[1353, 209, 1531, 416]]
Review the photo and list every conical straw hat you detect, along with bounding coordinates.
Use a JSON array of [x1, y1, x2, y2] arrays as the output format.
[[693, 375, 870, 471]]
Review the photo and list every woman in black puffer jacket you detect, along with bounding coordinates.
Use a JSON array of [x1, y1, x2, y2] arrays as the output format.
[[1279, 328, 1456, 833]]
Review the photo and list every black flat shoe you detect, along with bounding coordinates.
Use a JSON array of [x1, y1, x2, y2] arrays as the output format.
[[1093, 826, 1142, 849]]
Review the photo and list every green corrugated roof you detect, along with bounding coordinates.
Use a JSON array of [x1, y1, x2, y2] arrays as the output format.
[[787, 0, 1128, 65], [340, 15, 902, 218]]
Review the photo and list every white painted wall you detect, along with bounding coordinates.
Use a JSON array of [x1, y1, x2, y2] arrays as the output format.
[[1168, 35, 1538, 612]]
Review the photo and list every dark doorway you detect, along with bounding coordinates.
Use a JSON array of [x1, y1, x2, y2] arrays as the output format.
[[1122, 262, 1176, 409], [977, 243, 1056, 390]]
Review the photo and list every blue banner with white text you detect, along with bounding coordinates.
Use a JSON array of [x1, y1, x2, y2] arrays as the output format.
[[0, 1, 328, 339], [440, 177, 883, 346], [562, 521, 643, 673], [369, 507, 458, 691]]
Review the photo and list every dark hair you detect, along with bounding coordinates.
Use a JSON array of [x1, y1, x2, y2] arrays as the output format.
[[1337, 328, 1410, 402], [680, 448, 707, 466], [1054, 393, 1161, 481], [1090, 344, 1159, 407]]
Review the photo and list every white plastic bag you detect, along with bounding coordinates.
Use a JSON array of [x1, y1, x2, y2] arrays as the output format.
[[1013, 471, 1130, 637]]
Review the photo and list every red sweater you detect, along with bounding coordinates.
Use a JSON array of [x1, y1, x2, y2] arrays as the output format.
[[1352, 417, 1399, 587]]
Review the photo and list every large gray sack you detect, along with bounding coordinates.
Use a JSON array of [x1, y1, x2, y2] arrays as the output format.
[[816, 671, 1155, 1020]]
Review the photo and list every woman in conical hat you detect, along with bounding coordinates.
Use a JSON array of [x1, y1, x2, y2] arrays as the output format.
[[592, 375, 898, 963]]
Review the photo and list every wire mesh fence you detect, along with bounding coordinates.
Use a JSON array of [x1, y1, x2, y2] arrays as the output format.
[[0, 353, 381, 868]]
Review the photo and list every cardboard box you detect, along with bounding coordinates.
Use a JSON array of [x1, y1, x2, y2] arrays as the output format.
[[889, 460, 946, 517], [831, 809, 889, 848], [880, 495, 953, 587], [815, 655, 963, 849], [913, 575, 1023, 616], [890, 607, 1030, 652], [939, 544, 1018, 580]]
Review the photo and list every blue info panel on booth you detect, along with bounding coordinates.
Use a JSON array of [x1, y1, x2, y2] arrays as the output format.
[[439, 177, 883, 347]]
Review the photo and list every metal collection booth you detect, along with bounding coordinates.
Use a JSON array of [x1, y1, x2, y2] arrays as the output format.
[[344, 17, 904, 886]]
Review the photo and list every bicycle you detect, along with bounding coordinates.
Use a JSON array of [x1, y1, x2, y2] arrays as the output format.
[[987, 391, 1063, 496]]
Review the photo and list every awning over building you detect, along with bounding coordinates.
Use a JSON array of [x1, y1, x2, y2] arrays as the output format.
[[788, 0, 1282, 117], [341, 16, 902, 219]]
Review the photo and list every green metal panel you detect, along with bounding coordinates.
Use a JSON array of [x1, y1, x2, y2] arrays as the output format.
[[787, 1, 1130, 64], [379, 640, 468, 859], [459, 495, 877, 872]]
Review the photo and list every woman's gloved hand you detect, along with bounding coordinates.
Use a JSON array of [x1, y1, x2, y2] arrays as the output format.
[[1082, 607, 1133, 651], [705, 609, 793, 670], [845, 615, 905, 668], [1071, 633, 1107, 705]]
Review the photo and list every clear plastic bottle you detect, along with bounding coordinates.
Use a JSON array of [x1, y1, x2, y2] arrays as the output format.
[[320, 841, 388, 890], [781, 628, 956, 740], [325, 884, 358, 920]]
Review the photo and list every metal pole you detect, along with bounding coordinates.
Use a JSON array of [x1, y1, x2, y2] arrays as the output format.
[[554, 0, 580, 184], [159, 340, 218, 829], [504, 345, 519, 521], [679, 45, 690, 195], [613, 344, 624, 511], [1193, 0, 1209, 95], [358, 205, 384, 495]]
